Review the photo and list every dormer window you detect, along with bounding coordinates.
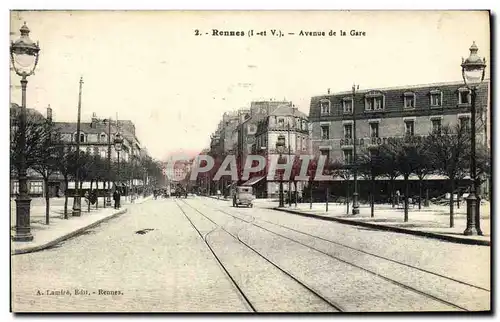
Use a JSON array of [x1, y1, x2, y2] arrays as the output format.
[[365, 92, 385, 111], [458, 87, 472, 105], [430, 89, 443, 107], [73, 132, 86, 143], [100, 133, 107, 142], [342, 97, 353, 114], [277, 117, 285, 127], [320, 99, 331, 115], [404, 92, 416, 108]]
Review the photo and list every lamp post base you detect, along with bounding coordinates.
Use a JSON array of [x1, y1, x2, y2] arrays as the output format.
[[12, 196, 33, 242], [352, 192, 360, 215], [72, 197, 82, 217], [464, 194, 479, 236]]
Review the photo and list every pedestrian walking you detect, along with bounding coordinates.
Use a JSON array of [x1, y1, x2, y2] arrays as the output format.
[[217, 189, 221, 200], [113, 189, 121, 209], [396, 190, 401, 206], [84, 191, 90, 208]]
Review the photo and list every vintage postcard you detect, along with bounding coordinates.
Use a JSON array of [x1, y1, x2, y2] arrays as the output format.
[[10, 10, 491, 313]]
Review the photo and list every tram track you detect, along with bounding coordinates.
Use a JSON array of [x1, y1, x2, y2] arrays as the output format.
[[175, 199, 343, 312], [194, 198, 490, 311]]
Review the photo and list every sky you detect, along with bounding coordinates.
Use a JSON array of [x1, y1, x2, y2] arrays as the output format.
[[9, 10, 490, 160]]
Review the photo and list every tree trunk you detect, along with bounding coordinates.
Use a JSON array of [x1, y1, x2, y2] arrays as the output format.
[[418, 179, 423, 210], [309, 181, 313, 210], [456, 188, 460, 209], [88, 179, 93, 212], [294, 181, 297, 207], [346, 178, 350, 214], [64, 177, 69, 219], [370, 175, 375, 218], [44, 177, 50, 225], [96, 180, 99, 209], [449, 179, 455, 228], [404, 174, 409, 222], [326, 185, 329, 212], [391, 178, 396, 208]]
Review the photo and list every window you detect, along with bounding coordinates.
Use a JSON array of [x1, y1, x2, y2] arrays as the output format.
[[100, 149, 107, 159], [405, 120, 415, 136], [370, 122, 379, 138], [100, 133, 107, 142], [404, 93, 416, 108], [320, 100, 331, 114], [12, 182, 19, 195], [459, 116, 470, 130], [430, 91, 442, 107], [29, 181, 43, 194], [278, 118, 285, 127], [343, 99, 353, 113], [458, 89, 471, 105], [343, 149, 353, 164], [320, 149, 329, 158], [321, 125, 330, 140], [365, 96, 384, 111], [80, 133, 86, 143], [431, 118, 442, 134], [344, 124, 353, 139]]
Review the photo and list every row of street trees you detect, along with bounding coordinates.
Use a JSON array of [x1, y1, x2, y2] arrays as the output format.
[[327, 123, 490, 227], [10, 108, 164, 225]]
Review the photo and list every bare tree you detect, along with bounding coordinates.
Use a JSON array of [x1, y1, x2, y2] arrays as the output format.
[[427, 124, 469, 228], [358, 148, 385, 217]]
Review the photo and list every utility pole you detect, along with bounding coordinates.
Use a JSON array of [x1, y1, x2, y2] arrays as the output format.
[[72, 76, 84, 217]]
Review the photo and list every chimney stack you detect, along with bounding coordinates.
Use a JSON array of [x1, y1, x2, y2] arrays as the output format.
[[46, 104, 52, 122], [91, 112, 98, 128]]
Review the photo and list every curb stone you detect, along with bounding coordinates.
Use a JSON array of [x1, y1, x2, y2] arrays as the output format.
[[12, 208, 128, 255], [273, 207, 491, 246]]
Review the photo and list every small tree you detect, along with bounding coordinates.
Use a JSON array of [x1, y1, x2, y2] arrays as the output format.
[[427, 124, 469, 227], [53, 145, 79, 219], [379, 139, 419, 222], [411, 136, 435, 210], [30, 120, 59, 224], [377, 144, 401, 208], [358, 148, 385, 218]]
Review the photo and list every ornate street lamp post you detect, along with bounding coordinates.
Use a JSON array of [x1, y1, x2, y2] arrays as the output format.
[[10, 22, 40, 242], [114, 132, 124, 196], [276, 134, 286, 208], [461, 41, 486, 236], [352, 84, 360, 215]]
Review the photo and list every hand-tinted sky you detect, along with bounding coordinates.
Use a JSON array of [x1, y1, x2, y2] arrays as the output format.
[[10, 10, 490, 160]]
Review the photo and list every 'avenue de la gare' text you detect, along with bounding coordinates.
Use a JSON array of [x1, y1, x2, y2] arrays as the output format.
[[210, 29, 366, 37]]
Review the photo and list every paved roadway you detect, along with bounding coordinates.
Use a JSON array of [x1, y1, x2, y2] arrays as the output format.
[[11, 197, 490, 312]]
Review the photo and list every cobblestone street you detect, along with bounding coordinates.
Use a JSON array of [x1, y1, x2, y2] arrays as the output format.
[[11, 197, 490, 312]]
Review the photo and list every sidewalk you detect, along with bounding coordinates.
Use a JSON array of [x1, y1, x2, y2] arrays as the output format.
[[11, 195, 153, 255], [271, 201, 490, 246]]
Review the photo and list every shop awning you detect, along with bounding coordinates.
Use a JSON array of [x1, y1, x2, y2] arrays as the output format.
[[242, 176, 265, 186]]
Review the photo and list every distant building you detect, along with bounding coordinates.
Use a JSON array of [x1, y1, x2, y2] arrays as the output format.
[[251, 103, 311, 198]]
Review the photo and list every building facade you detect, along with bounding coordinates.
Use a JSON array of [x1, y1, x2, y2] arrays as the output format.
[[252, 103, 311, 198], [310, 80, 489, 162], [309, 80, 490, 198]]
